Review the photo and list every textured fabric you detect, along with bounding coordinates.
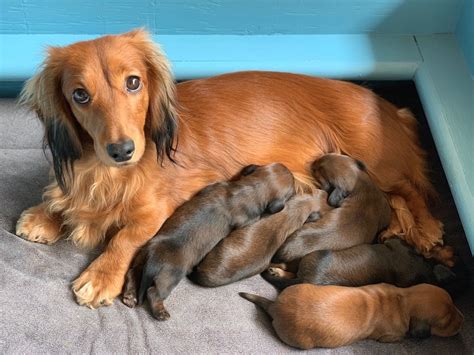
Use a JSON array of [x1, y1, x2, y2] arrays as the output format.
[[1, 82, 473, 353]]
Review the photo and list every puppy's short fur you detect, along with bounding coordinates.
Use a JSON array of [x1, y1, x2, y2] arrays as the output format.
[[122, 163, 295, 320], [191, 191, 331, 287], [240, 283, 463, 349], [275, 154, 391, 262], [265, 238, 456, 290]]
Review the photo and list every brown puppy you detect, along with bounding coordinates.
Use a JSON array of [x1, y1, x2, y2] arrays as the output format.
[[264, 238, 457, 289], [122, 163, 295, 320], [240, 283, 463, 349], [191, 191, 331, 287], [274, 154, 391, 262]]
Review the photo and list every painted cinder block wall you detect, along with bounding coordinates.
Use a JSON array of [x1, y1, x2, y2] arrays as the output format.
[[0, 0, 473, 252]]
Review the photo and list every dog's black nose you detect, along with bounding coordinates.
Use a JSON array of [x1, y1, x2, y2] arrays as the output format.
[[106, 140, 135, 162]]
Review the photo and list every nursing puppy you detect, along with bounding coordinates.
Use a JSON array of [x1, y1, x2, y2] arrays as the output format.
[[265, 238, 457, 289], [274, 154, 391, 262], [191, 191, 332, 287], [240, 283, 463, 349], [122, 163, 295, 320]]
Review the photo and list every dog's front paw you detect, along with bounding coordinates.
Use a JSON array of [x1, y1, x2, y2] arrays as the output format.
[[16, 207, 62, 245], [72, 267, 123, 309], [152, 308, 170, 321]]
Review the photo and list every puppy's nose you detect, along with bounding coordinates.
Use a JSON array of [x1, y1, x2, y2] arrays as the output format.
[[106, 140, 135, 162]]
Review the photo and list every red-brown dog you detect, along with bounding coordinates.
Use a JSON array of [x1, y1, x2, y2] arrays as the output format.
[[240, 283, 463, 349], [16, 29, 444, 308]]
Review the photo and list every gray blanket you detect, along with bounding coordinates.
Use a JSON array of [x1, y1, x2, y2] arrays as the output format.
[[1, 98, 473, 354]]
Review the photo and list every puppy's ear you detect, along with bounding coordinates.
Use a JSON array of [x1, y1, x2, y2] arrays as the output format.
[[266, 199, 285, 214], [408, 318, 432, 339], [130, 30, 178, 164], [327, 187, 348, 207], [305, 211, 321, 223], [240, 164, 259, 176], [19, 47, 82, 192]]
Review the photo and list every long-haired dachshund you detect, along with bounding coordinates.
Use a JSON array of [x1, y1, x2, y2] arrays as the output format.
[[16, 29, 445, 308], [274, 154, 391, 263], [264, 238, 458, 290], [240, 283, 463, 349], [122, 163, 295, 320], [190, 191, 330, 287]]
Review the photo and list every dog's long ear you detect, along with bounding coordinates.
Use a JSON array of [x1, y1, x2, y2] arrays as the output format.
[[19, 47, 82, 191], [408, 318, 432, 339], [128, 29, 178, 164]]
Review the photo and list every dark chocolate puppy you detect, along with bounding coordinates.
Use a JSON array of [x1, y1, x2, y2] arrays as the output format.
[[122, 163, 295, 320], [265, 238, 457, 290], [191, 191, 331, 287], [274, 154, 391, 262]]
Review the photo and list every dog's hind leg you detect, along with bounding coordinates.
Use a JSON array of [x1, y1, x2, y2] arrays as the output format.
[[147, 266, 186, 321]]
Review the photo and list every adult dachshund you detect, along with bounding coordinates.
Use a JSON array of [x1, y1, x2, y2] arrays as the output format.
[[16, 29, 444, 308]]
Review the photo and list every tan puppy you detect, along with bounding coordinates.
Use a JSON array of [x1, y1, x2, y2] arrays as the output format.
[[275, 154, 391, 262], [191, 191, 331, 287], [240, 283, 463, 349]]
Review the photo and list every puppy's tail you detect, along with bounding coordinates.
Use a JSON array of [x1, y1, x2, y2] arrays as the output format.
[[138, 260, 160, 305], [239, 292, 273, 316], [261, 270, 302, 289]]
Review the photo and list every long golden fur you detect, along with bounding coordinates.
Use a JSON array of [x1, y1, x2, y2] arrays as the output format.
[[16, 29, 446, 308]]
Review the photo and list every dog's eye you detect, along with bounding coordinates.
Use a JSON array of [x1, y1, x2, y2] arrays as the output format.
[[72, 89, 90, 104], [126, 76, 142, 93]]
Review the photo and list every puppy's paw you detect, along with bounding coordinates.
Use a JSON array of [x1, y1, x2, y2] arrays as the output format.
[[152, 308, 171, 321], [72, 267, 123, 309], [268, 267, 285, 277], [122, 292, 138, 308], [16, 208, 62, 245]]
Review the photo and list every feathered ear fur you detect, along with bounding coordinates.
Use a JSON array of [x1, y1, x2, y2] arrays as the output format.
[[127, 29, 178, 163], [19, 47, 82, 192]]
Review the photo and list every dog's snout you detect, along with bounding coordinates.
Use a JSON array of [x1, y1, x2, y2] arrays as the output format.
[[106, 140, 135, 162]]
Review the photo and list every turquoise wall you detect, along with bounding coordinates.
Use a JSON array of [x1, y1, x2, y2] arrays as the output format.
[[456, 0, 474, 76], [1, 0, 463, 35]]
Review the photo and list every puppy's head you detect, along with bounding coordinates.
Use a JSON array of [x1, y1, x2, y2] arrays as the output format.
[[408, 284, 464, 338], [237, 163, 296, 214], [310, 153, 367, 207], [20, 29, 177, 190]]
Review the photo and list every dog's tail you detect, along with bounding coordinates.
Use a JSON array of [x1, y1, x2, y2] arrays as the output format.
[[239, 292, 274, 316], [138, 260, 161, 305], [261, 270, 302, 289]]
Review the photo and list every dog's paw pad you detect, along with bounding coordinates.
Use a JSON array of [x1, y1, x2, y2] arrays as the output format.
[[268, 267, 284, 277], [153, 309, 170, 321], [122, 293, 138, 308]]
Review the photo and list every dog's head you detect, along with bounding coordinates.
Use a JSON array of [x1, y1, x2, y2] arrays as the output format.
[[408, 284, 464, 338], [310, 153, 367, 207], [20, 29, 177, 190]]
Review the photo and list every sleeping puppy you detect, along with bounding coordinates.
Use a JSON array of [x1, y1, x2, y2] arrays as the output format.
[[264, 238, 457, 290], [274, 154, 391, 262], [240, 283, 463, 349], [122, 163, 295, 320], [190, 191, 332, 287]]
